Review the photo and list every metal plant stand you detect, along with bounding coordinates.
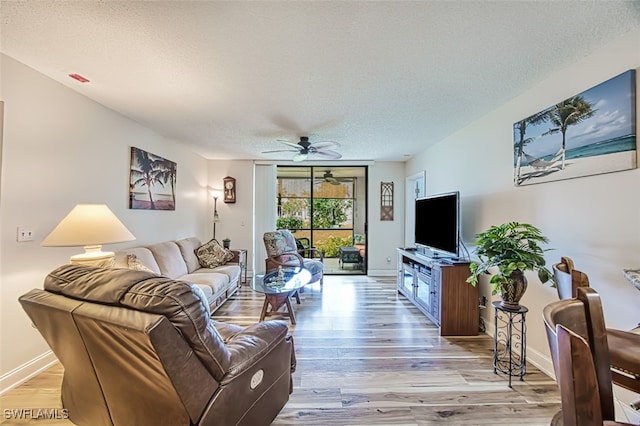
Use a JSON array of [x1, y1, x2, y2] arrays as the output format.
[[493, 301, 528, 387]]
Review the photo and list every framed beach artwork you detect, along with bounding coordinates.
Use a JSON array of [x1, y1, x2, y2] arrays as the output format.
[[514, 69, 636, 186], [129, 147, 177, 210]]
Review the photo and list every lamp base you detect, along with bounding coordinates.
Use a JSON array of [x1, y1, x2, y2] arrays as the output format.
[[70, 245, 115, 268]]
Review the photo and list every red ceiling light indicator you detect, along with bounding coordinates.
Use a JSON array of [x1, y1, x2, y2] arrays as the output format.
[[68, 73, 90, 83]]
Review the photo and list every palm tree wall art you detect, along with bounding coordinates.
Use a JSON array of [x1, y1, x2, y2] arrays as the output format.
[[514, 69, 636, 186], [129, 147, 177, 210]]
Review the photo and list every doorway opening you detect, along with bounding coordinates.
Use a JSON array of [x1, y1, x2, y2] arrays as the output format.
[[276, 166, 367, 275]]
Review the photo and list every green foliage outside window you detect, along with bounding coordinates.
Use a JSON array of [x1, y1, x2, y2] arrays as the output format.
[[312, 199, 352, 229], [314, 236, 353, 257], [276, 217, 304, 231], [281, 198, 309, 217]]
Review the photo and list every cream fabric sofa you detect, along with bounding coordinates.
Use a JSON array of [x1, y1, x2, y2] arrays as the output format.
[[115, 237, 241, 312]]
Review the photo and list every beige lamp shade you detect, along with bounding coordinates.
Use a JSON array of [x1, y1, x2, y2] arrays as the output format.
[[42, 204, 135, 267]]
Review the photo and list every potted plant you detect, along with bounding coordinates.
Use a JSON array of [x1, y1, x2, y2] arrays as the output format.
[[466, 222, 554, 309], [222, 238, 231, 249]]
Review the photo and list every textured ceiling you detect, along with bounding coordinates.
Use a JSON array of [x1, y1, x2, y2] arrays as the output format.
[[2, 1, 639, 161]]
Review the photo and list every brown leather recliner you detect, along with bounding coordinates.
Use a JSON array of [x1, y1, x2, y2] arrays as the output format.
[[19, 265, 296, 426]]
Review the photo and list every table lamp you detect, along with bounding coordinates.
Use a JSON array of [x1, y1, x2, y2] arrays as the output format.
[[42, 204, 135, 268]]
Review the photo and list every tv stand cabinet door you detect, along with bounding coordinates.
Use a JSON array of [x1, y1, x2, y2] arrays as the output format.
[[415, 270, 439, 326], [438, 263, 478, 336]]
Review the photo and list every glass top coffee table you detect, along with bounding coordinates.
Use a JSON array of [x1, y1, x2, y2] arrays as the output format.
[[252, 267, 311, 324]]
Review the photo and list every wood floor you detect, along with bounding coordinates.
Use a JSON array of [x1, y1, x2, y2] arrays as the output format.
[[1, 275, 561, 425]]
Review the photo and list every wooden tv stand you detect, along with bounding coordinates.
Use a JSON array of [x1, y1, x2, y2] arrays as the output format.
[[397, 248, 479, 336]]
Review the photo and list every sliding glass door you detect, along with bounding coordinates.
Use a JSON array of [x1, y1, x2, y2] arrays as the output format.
[[276, 166, 367, 275]]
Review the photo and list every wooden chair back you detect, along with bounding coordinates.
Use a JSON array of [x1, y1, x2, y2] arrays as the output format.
[[543, 287, 616, 423], [555, 324, 604, 425], [552, 256, 590, 300]]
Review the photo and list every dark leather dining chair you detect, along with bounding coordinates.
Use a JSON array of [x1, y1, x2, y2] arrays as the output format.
[[552, 257, 640, 394], [543, 287, 633, 425]]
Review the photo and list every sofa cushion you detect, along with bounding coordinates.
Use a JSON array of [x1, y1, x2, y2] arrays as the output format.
[[114, 248, 161, 275], [182, 272, 229, 297], [175, 237, 203, 273], [193, 264, 241, 283], [195, 239, 234, 269], [147, 241, 189, 279]]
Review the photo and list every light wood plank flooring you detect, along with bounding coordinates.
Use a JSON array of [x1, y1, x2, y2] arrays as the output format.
[[1, 275, 560, 425]]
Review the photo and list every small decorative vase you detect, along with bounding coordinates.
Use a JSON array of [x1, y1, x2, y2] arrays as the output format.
[[223, 240, 231, 249], [499, 270, 527, 309]]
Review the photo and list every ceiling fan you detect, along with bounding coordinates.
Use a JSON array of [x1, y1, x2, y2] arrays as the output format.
[[322, 170, 340, 185], [262, 136, 342, 162]]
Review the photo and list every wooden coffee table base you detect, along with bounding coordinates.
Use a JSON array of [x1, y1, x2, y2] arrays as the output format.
[[260, 292, 297, 324]]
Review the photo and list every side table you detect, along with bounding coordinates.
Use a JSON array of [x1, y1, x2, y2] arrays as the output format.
[[339, 246, 361, 269], [231, 249, 248, 285], [493, 301, 528, 387]]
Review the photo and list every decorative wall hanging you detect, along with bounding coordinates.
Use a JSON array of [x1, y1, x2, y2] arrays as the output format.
[[380, 181, 394, 221], [514, 69, 636, 186], [129, 147, 177, 210], [223, 176, 236, 203]]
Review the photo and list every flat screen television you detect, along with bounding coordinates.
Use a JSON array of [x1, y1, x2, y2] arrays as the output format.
[[414, 191, 460, 259]]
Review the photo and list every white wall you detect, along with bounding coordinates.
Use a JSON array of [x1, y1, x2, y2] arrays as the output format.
[[406, 30, 640, 378], [0, 54, 210, 390], [367, 162, 405, 274]]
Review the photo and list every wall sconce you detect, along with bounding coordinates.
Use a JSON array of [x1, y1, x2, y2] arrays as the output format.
[[42, 204, 136, 267], [210, 189, 222, 239]]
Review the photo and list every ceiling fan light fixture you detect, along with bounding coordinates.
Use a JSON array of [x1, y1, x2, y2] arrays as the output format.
[[293, 152, 308, 162]]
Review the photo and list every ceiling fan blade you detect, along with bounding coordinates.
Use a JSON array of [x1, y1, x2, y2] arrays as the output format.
[[278, 140, 303, 149], [313, 150, 342, 160], [292, 152, 308, 162], [262, 148, 299, 154], [310, 141, 339, 150]]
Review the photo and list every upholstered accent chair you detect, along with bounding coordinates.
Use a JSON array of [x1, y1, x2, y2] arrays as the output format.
[[19, 265, 296, 426], [263, 230, 324, 291]]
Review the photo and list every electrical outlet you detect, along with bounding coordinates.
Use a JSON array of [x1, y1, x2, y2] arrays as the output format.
[[17, 226, 34, 242]]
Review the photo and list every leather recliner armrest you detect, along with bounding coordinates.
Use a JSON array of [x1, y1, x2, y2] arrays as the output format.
[[220, 320, 290, 384]]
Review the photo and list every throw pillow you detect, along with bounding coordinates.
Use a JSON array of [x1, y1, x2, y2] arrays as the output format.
[[195, 239, 234, 269], [127, 254, 156, 273]]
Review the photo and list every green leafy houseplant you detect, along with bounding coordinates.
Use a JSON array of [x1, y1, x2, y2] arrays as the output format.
[[466, 222, 553, 307], [222, 238, 231, 249]]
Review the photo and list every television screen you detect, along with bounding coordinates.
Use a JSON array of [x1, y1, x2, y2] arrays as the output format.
[[414, 191, 460, 258]]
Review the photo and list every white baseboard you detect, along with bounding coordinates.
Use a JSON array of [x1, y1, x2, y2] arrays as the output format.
[[0, 351, 57, 395], [526, 346, 556, 379]]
